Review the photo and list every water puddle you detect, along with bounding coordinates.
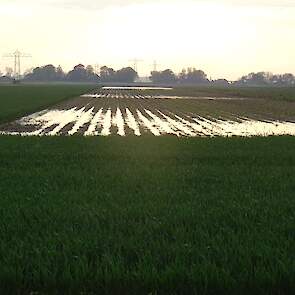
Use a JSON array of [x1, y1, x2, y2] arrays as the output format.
[[101, 109, 112, 136], [136, 110, 161, 136], [144, 109, 179, 136], [125, 108, 141, 136], [112, 108, 125, 136], [68, 107, 94, 135], [85, 108, 104, 136], [1, 106, 295, 137], [102, 87, 173, 90]]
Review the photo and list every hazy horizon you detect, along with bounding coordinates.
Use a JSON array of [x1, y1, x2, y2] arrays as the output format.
[[1, 0, 295, 80]]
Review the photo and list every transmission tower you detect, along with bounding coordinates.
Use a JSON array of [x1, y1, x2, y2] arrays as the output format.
[[3, 50, 32, 80], [129, 58, 143, 73], [151, 60, 160, 72]]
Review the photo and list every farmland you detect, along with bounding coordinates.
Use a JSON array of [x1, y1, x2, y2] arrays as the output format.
[[0, 84, 96, 124], [1, 86, 295, 137], [0, 85, 295, 294], [1, 136, 295, 294], [143, 86, 295, 102]]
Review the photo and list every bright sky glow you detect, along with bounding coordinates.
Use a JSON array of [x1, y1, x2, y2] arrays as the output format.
[[0, 0, 294, 79]]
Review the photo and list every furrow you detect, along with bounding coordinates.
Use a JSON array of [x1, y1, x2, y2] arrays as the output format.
[[136, 110, 161, 136], [100, 109, 112, 136], [125, 108, 141, 136], [68, 107, 94, 135]]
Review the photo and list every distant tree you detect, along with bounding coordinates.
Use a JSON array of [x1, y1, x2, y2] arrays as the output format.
[[56, 65, 65, 81], [43, 65, 59, 81], [268, 73, 295, 86], [178, 69, 187, 82], [236, 72, 273, 86], [115, 67, 138, 83], [280, 73, 295, 86], [99, 66, 138, 83], [212, 79, 230, 86], [5, 67, 13, 78], [24, 64, 66, 81], [100, 66, 116, 82], [23, 68, 34, 76], [86, 65, 94, 74], [178, 68, 209, 84], [150, 69, 177, 84], [67, 64, 99, 82], [150, 68, 209, 85]]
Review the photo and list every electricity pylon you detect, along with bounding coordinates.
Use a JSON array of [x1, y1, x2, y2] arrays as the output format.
[[151, 60, 160, 72], [129, 58, 143, 73], [3, 50, 32, 80]]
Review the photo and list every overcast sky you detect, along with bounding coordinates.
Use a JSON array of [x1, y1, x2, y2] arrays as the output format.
[[0, 0, 294, 79]]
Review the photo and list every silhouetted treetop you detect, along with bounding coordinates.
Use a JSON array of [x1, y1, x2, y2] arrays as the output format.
[[150, 68, 209, 85], [67, 64, 99, 82], [100, 66, 138, 83], [235, 72, 295, 86], [115, 67, 138, 83], [2, 62, 294, 86], [150, 69, 177, 84], [24, 64, 65, 81]]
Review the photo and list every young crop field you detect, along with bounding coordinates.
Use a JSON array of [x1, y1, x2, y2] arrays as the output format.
[[1, 86, 295, 137], [0, 136, 294, 294], [0, 84, 97, 124], [0, 85, 295, 294]]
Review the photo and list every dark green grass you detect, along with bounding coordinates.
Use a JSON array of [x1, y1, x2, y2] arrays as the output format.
[[144, 86, 295, 101], [0, 84, 96, 124], [0, 136, 294, 294]]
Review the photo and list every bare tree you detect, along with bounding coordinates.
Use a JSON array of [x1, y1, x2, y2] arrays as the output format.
[[5, 67, 13, 77]]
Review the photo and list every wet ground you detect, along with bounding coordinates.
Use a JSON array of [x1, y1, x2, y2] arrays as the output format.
[[1, 88, 295, 137]]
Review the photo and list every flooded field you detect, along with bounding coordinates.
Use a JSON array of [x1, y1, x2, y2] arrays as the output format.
[[1, 88, 295, 137], [101, 86, 173, 90]]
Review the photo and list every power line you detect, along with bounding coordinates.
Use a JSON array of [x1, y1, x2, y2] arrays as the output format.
[[3, 50, 32, 80]]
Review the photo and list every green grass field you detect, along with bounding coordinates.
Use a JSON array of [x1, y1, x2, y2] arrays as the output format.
[[0, 84, 97, 124], [0, 85, 294, 294], [0, 136, 294, 294]]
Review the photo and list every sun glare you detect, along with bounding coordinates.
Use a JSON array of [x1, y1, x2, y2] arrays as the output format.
[[86, 1, 255, 76]]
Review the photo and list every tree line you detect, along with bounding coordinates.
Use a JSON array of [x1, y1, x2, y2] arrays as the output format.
[[150, 68, 210, 85], [234, 72, 295, 87], [0, 64, 295, 86], [150, 69, 295, 86], [0, 64, 137, 83]]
